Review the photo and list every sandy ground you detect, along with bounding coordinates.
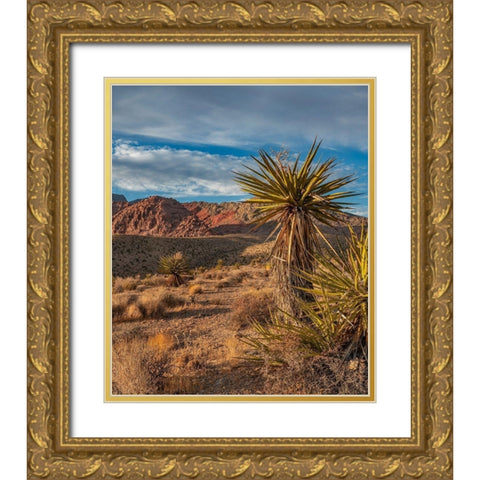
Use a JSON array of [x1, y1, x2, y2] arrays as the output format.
[[112, 266, 273, 395]]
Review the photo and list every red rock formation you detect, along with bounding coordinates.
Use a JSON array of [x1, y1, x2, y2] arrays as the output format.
[[112, 196, 211, 237], [112, 195, 366, 237]]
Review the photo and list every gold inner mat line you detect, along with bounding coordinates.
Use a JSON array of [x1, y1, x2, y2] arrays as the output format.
[[104, 77, 375, 402]]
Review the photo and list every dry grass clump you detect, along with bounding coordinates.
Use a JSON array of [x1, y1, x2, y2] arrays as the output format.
[[138, 291, 166, 319], [215, 279, 232, 289], [147, 332, 176, 357], [112, 337, 157, 394], [112, 286, 186, 323], [230, 288, 274, 328], [113, 276, 138, 293], [188, 283, 203, 296], [228, 271, 249, 284], [158, 289, 185, 308], [224, 337, 243, 366], [142, 274, 167, 288], [124, 303, 143, 321], [112, 295, 142, 322], [262, 348, 368, 395]]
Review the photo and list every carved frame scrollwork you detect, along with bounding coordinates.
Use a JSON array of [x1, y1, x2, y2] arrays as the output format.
[[27, 0, 452, 478]]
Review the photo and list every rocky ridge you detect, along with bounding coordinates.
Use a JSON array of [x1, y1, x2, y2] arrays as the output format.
[[112, 195, 366, 237]]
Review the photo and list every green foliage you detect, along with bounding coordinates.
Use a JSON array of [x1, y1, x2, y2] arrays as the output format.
[[158, 252, 189, 287], [234, 138, 357, 313]]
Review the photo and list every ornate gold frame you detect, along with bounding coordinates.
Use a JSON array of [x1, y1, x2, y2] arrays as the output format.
[[27, 0, 452, 478]]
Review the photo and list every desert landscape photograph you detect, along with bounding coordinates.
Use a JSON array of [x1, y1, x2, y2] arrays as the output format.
[[107, 80, 372, 398]]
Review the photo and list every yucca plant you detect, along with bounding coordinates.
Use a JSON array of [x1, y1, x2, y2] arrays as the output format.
[[234, 138, 357, 314], [242, 225, 368, 363], [158, 252, 189, 287], [299, 225, 369, 359]]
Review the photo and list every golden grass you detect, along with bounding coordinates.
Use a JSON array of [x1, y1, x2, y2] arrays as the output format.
[[112, 337, 156, 394], [110, 262, 368, 395], [113, 276, 137, 293], [230, 288, 275, 327], [124, 303, 143, 321], [224, 337, 242, 366], [138, 291, 166, 318], [112, 284, 186, 322], [141, 274, 167, 288], [188, 283, 203, 295], [158, 289, 185, 308], [215, 279, 231, 289], [147, 332, 175, 357]]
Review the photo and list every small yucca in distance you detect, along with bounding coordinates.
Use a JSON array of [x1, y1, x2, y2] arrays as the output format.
[[158, 252, 189, 287], [234, 138, 357, 314]]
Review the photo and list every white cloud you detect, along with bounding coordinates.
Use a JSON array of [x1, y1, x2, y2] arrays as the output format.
[[112, 142, 250, 196]]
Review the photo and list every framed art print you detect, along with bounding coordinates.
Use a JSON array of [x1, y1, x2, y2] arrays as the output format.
[[27, 1, 453, 478]]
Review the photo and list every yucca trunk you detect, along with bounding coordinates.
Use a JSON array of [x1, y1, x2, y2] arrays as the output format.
[[170, 273, 184, 287], [272, 210, 320, 315]]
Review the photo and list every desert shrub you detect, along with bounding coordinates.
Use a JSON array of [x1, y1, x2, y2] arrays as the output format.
[[233, 262, 240, 270], [112, 295, 131, 322], [228, 270, 249, 284], [215, 259, 224, 270], [158, 290, 185, 308], [142, 274, 167, 288], [230, 288, 274, 328], [138, 292, 166, 318], [215, 279, 231, 289], [224, 337, 243, 366], [112, 337, 160, 395], [188, 284, 203, 296], [113, 276, 137, 293], [261, 346, 368, 395], [227, 273, 242, 285], [147, 332, 175, 355], [123, 303, 143, 322]]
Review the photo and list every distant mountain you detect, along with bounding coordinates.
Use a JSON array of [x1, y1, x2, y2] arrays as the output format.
[[112, 196, 211, 237], [183, 201, 271, 235], [112, 194, 128, 216], [112, 194, 127, 202], [112, 194, 366, 237]]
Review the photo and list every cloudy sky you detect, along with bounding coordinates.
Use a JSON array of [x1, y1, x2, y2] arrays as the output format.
[[111, 84, 370, 216]]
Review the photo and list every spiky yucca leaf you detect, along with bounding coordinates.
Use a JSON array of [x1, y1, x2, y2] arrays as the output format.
[[158, 252, 189, 287], [234, 138, 357, 314], [300, 225, 369, 358], [242, 225, 368, 364]]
